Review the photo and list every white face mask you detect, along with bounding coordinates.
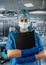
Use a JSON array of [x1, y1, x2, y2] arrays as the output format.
[[18, 21, 30, 29]]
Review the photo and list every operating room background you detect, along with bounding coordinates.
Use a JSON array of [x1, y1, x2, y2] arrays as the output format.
[[0, 0, 46, 65]]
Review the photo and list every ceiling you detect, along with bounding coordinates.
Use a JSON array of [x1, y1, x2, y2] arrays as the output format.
[[0, 0, 46, 12], [0, 0, 46, 18]]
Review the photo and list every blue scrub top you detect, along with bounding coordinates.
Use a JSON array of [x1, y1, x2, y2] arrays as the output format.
[[6, 29, 45, 65]]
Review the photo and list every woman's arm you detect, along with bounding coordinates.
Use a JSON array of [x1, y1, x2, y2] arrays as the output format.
[[7, 49, 46, 59], [7, 46, 39, 58], [35, 33, 46, 60], [16, 50, 46, 63], [7, 49, 22, 58]]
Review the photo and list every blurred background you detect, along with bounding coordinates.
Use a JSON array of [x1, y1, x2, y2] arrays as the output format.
[[0, 0, 46, 65]]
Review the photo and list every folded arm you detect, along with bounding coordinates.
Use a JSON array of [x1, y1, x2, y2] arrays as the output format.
[[16, 50, 46, 63], [7, 48, 46, 59], [7, 46, 39, 58]]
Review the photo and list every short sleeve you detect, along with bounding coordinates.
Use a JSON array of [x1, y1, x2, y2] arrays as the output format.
[[35, 33, 45, 51], [6, 32, 15, 50]]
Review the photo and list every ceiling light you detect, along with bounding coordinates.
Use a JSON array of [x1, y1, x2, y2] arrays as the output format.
[[29, 11, 46, 14], [24, 3, 34, 7]]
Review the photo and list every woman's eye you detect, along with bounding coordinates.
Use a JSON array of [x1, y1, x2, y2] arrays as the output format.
[[21, 20, 23, 22], [25, 19, 28, 22]]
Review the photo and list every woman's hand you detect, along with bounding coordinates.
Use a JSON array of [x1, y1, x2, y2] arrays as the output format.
[[35, 50, 46, 60], [44, 50, 46, 57]]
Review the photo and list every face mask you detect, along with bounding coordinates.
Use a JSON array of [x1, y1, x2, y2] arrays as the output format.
[[18, 21, 30, 29]]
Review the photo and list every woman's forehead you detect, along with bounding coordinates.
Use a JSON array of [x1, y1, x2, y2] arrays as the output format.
[[21, 18, 27, 20]]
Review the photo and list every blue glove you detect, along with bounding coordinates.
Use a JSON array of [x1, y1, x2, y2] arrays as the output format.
[[1, 52, 7, 59], [16, 55, 36, 64], [21, 46, 39, 57]]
